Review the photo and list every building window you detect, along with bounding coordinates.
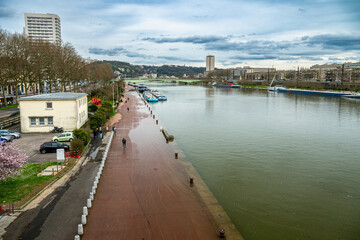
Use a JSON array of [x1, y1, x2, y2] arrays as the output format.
[[39, 117, 45, 125], [48, 117, 53, 125], [30, 117, 36, 126], [46, 102, 53, 109]]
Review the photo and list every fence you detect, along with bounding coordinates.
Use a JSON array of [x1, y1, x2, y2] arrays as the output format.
[[0, 116, 20, 129]]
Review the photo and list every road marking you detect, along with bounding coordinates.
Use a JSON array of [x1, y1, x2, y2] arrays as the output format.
[[42, 195, 56, 209]]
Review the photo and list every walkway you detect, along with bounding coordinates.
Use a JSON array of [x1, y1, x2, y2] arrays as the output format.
[[83, 92, 220, 239]]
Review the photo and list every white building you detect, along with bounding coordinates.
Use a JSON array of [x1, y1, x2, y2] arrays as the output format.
[[19, 92, 88, 133], [24, 13, 61, 44]]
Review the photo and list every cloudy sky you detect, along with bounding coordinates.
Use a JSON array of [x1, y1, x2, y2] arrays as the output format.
[[1, 0, 360, 69]]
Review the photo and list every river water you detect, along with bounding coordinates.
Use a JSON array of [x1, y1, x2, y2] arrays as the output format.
[[146, 83, 360, 240]]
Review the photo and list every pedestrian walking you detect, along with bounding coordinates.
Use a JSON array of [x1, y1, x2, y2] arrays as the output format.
[[100, 130, 103, 139], [122, 137, 126, 149], [93, 129, 96, 138], [127, 97, 129, 101], [127, 107, 129, 111], [96, 128, 99, 138], [112, 126, 117, 135]]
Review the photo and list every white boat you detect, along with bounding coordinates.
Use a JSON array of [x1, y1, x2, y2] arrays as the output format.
[[268, 75, 277, 91], [268, 74, 286, 91]]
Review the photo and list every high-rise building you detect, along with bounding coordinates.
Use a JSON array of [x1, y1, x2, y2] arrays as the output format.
[[24, 13, 61, 44], [206, 55, 215, 72]]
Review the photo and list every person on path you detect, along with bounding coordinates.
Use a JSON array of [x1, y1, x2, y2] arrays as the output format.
[[112, 126, 117, 135], [100, 130, 103, 139], [122, 137, 126, 149], [127, 107, 129, 111]]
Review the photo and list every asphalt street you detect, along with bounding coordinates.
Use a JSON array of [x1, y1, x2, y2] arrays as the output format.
[[2, 140, 103, 240]]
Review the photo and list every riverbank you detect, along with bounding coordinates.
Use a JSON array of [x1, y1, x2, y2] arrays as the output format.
[[83, 88, 243, 239]]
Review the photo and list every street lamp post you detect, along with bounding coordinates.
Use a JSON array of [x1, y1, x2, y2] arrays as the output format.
[[112, 82, 115, 113]]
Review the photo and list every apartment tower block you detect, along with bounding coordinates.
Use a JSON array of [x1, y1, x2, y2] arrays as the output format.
[[206, 55, 215, 72], [24, 13, 61, 44]]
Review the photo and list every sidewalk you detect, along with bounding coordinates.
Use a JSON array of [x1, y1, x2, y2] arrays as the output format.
[[83, 92, 220, 239]]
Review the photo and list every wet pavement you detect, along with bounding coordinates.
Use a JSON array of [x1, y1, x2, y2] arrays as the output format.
[[83, 92, 220, 239]]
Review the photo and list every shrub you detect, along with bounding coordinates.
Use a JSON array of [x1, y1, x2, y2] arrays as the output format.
[[88, 104, 98, 112], [70, 138, 84, 153], [73, 129, 90, 145], [90, 112, 105, 130], [101, 101, 113, 112]]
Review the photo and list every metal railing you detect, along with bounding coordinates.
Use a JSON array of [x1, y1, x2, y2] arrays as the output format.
[[0, 116, 20, 129]]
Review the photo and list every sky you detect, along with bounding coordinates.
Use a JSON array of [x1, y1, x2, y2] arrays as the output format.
[[1, 0, 360, 69]]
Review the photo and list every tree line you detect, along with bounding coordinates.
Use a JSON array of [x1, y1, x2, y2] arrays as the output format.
[[0, 28, 114, 106]]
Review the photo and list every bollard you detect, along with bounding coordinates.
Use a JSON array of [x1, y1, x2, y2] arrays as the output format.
[[175, 153, 178, 159], [74, 235, 80, 240], [90, 192, 94, 201], [78, 224, 84, 235], [189, 177, 194, 184], [87, 198, 92, 208], [219, 229, 226, 238], [153, 115, 155, 119], [81, 214, 87, 225], [151, 110, 152, 114], [156, 119, 158, 125], [83, 206, 88, 216]]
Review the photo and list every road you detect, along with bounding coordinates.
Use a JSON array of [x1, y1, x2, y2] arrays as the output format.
[[2, 139, 103, 240], [0, 108, 19, 119]]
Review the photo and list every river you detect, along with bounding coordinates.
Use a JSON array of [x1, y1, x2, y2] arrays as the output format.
[[145, 83, 360, 240]]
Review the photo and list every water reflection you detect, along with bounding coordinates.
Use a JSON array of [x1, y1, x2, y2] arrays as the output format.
[[150, 85, 360, 240]]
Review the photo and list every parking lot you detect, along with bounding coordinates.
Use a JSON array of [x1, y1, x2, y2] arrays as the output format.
[[7, 124, 68, 163]]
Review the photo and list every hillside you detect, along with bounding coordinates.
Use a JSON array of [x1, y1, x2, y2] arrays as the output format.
[[103, 60, 206, 78]]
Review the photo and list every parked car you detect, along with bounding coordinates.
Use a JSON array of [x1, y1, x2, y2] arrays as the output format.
[[39, 142, 70, 154], [52, 132, 74, 142], [0, 129, 21, 138], [0, 133, 13, 142], [13, 90, 22, 95]]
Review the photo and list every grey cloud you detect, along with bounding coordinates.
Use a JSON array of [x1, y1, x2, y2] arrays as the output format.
[[157, 56, 203, 62], [0, 7, 15, 18], [303, 34, 360, 50], [169, 48, 179, 51], [143, 35, 227, 44], [88, 47, 125, 56], [88, 47, 152, 59], [230, 55, 277, 60], [125, 52, 152, 59], [298, 8, 306, 13], [205, 40, 293, 52]]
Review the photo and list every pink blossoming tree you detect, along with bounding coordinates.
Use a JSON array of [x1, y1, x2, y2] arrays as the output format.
[[0, 144, 27, 180]]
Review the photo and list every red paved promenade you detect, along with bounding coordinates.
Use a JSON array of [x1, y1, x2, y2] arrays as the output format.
[[83, 91, 220, 239]]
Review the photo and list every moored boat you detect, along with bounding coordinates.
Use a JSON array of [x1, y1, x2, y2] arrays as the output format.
[[212, 82, 240, 88], [150, 89, 167, 101], [143, 91, 158, 102]]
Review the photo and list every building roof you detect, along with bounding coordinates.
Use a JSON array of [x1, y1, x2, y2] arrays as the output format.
[[19, 92, 87, 101]]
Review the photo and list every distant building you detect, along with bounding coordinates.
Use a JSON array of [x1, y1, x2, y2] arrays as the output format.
[[232, 66, 276, 80], [19, 92, 88, 133], [24, 13, 61, 44], [206, 55, 215, 72], [310, 62, 360, 70]]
